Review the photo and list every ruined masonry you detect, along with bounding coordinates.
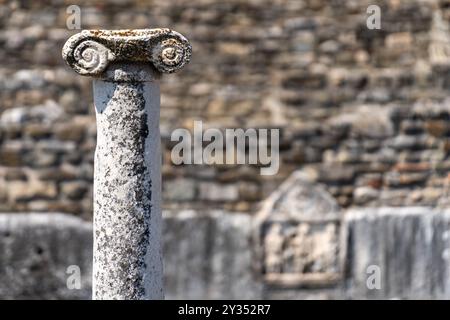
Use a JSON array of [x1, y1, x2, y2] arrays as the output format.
[[1, 0, 450, 300]]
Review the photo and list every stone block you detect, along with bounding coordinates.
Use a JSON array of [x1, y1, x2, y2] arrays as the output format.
[[0, 211, 261, 300], [343, 207, 450, 299], [61, 181, 89, 201], [0, 213, 92, 299], [163, 210, 261, 299], [255, 170, 342, 288], [163, 178, 197, 201], [7, 179, 57, 202], [199, 182, 239, 202]]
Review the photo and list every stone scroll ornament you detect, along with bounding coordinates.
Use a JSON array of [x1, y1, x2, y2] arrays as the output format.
[[62, 28, 191, 76], [62, 29, 191, 300]]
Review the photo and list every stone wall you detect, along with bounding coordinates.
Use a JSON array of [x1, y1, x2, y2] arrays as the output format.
[[343, 207, 450, 299], [0, 212, 260, 299], [1, 0, 450, 217], [2, 207, 450, 299]]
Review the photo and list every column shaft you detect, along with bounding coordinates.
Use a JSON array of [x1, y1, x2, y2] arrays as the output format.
[[92, 64, 163, 300], [62, 28, 191, 300]]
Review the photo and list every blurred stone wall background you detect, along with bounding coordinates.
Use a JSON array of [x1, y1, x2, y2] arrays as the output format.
[[1, 0, 450, 299], [0, 0, 449, 217]]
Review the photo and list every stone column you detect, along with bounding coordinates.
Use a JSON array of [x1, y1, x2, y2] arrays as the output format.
[[62, 29, 191, 300]]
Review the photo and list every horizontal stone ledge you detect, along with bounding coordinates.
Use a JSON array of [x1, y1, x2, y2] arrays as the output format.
[[0, 210, 260, 300], [264, 273, 341, 288], [2, 206, 450, 299]]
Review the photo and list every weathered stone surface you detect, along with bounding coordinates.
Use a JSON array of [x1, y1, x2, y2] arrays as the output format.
[[61, 181, 89, 201], [257, 170, 340, 222], [91, 63, 163, 300], [62, 29, 191, 76], [4, 207, 450, 299], [199, 182, 239, 202], [327, 104, 394, 139], [163, 210, 261, 299], [163, 178, 197, 201], [62, 27, 192, 300], [0, 100, 63, 126], [0, 213, 92, 299], [255, 170, 341, 288], [343, 207, 450, 299], [7, 179, 57, 202], [0, 211, 260, 300]]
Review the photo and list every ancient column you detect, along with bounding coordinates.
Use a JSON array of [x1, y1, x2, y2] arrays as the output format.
[[62, 29, 191, 300]]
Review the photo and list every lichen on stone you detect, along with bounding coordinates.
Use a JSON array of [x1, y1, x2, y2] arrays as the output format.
[[62, 28, 192, 76]]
